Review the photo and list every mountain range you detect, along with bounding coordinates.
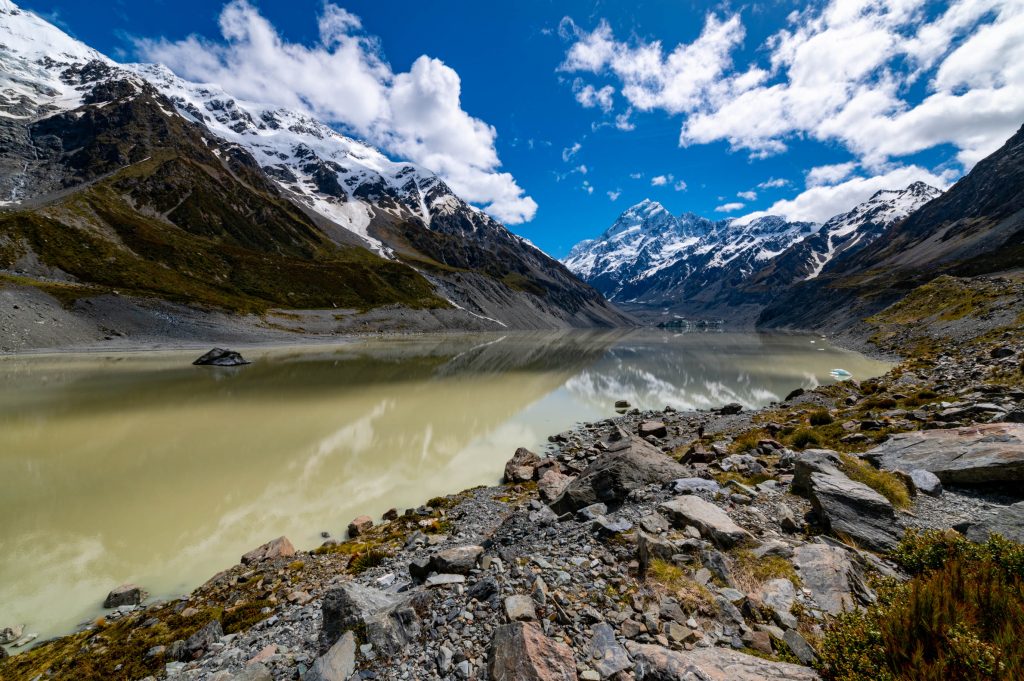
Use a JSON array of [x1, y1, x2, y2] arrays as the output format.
[[0, 1, 629, 336], [563, 181, 944, 324]]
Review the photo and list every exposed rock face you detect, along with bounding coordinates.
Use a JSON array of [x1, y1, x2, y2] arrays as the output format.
[[632, 644, 820, 680], [305, 631, 356, 681], [587, 623, 631, 678], [963, 501, 1024, 543], [656, 496, 753, 549], [806, 472, 900, 552], [103, 583, 147, 609], [193, 348, 250, 366], [488, 622, 578, 681], [504, 448, 542, 483], [909, 469, 943, 496], [241, 536, 296, 565], [319, 582, 421, 657], [863, 423, 1024, 484], [185, 619, 223, 660], [347, 515, 373, 538], [792, 543, 872, 616], [550, 432, 687, 513]]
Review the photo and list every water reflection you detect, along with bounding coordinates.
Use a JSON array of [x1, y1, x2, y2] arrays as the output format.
[[0, 331, 888, 642]]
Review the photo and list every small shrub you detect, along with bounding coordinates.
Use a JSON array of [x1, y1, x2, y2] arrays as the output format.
[[892, 530, 1024, 579], [839, 453, 911, 509], [349, 547, 389, 574], [730, 429, 770, 454], [789, 429, 821, 449], [810, 409, 835, 426], [862, 396, 898, 410], [647, 559, 716, 614], [222, 600, 273, 634]]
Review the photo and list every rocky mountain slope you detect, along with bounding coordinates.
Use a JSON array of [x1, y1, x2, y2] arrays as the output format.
[[0, 2, 629, 336], [564, 183, 942, 325], [760, 124, 1024, 331]]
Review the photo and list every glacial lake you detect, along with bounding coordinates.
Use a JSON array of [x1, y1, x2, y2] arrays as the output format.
[[0, 331, 890, 643]]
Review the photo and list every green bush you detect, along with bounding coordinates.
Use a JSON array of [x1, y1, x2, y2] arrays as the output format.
[[810, 410, 835, 426], [818, 531, 1024, 681], [789, 429, 822, 449]]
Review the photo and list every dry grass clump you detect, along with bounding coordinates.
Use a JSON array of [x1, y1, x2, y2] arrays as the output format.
[[730, 548, 801, 593], [839, 453, 911, 509], [647, 559, 716, 615]]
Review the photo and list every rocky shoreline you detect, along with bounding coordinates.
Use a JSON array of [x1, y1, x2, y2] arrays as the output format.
[[2, 275, 1023, 681]]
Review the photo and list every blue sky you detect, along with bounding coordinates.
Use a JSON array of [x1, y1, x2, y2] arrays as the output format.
[[20, 0, 1024, 257]]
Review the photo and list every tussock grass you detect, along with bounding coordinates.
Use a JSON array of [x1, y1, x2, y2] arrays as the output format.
[[839, 453, 911, 509], [647, 559, 716, 615], [730, 549, 801, 593]]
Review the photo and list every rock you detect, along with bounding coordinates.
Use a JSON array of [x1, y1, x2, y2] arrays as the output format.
[[909, 468, 943, 496], [669, 477, 721, 495], [588, 622, 631, 678], [862, 423, 1024, 484], [639, 421, 668, 439], [717, 403, 744, 415], [488, 622, 578, 680], [578, 503, 609, 520], [748, 630, 773, 655], [791, 449, 843, 495], [103, 583, 147, 609], [783, 629, 818, 666], [233, 663, 273, 681], [785, 388, 806, 401], [639, 513, 670, 533], [184, 619, 223, 660], [425, 573, 466, 587], [193, 348, 250, 366], [632, 644, 820, 680], [430, 545, 484, 575], [759, 578, 797, 629], [551, 433, 687, 513], [306, 631, 356, 681], [657, 496, 753, 548], [0, 625, 24, 644], [320, 582, 421, 657], [538, 468, 572, 503], [637, 531, 679, 576], [240, 536, 295, 565], [793, 543, 872, 615], [468, 575, 499, 601], [0, 645, 6, 660], [615, 400, 630, 409], [504, 447, 542, 483], [806, 471, 900, 552], [963, 501, 1024, 543], [991, 347, 1016, 358], [347, 515, 373, 538], [505, 595, 537, 622]]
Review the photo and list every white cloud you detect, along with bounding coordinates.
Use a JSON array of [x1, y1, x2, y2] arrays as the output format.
[[735, 164, 955, 224], [582, 180, 594, 194], [629, 172, 643, 179], [562, 142, 582, 161], [573, 80, 615, 113], [716, 202, 745, 212], [674, 180, 688, 192], [607, 189, 622, 201], [575, 164, 588, 175], [758, 177, 790, 189], [560, 0, 1024, 173], [651, 174, 673, 186], [137, 0, 536, 223], [737, 190, 757, 200], [805, 162, 858, 187], [615, 108, 636, 131]]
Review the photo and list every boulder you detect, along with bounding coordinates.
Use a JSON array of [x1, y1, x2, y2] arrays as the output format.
[[632, 644, 820, 680], [306, 631, 356, 681], [103, 584, 147, 609], [488, 622, 578, 681], [537, 468, 572, 503], [669, 478, 720, 495], [193, 348, 250, 366], [909, 469, 943, 496], [551, 432, 687, 513], [791, 449, 843, 495], [657, 496, 752, 548], [504, 447, 542, 483], [637, 531, 680, 576], [0, 625, 24, 645], [792, 543, 872, 616], [232, 663, 273, 681], [718, 403, 744, 415], [963, 501, 1024, 543], [431, 545, 484, 575], [639, 421, 668, 439], [319, 582, 421, 657], [783, 629, 818, 666], [588, 622, 631, 678], [806, 472, 900, 552], [347, 515, 373, 538], [504, 595, 537, 622], [758, 578, 797, 629], [862, 423, 1024, 484], [185, 619, 223, 660], [241, 536, 295, 565]]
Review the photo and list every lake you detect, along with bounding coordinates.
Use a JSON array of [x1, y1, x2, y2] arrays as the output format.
[[0, 330, 889, 642]]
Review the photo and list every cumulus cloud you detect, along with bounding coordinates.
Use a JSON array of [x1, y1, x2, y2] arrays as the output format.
[[607, 189, 622, 201], [805, 162, 859, 187], [651, 174, 673, 186], [735, 164, 955, 224], [716, 202, 745, 213], [573, 80, 615, 112], [562, 142, 582, 161], [137, 0, 536, 223], [674, 180, 688, 192], [758, 177, 790, 189], [561, 0, 1024, 174], [737, 190, 757, 200]]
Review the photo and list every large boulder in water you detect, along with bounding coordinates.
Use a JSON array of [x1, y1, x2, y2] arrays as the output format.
[[550, 430, 687, 514], [862, 423, 1024, 485], [193, 347, 250, 366]]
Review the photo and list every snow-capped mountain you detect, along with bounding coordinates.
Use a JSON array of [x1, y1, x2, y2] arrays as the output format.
[[0, 1, 628, 329], [562, 202, 817, 306]]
